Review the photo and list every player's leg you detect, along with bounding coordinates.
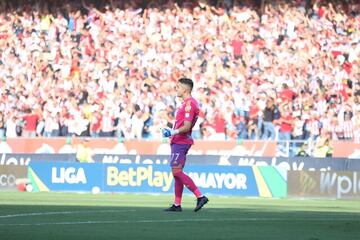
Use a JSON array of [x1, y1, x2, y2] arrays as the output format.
[[170, 144, 209, 212], [162, 166, 184, 211], [172, 166, 209, 212], [164, 144, 186, 212], [172, 167, 202, 198], [173, 166, 184, 206]]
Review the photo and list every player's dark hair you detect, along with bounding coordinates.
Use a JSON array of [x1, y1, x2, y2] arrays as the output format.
[[179, 78, 193, 91]]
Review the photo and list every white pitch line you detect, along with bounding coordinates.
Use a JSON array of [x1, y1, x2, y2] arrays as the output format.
[[0, 217, 359, 227], [0, 210, 136, 219]]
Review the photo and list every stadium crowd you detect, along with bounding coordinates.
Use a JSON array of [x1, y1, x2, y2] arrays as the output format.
[[0, 0, 359, 145]]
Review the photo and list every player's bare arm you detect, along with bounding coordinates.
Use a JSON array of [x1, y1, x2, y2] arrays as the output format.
[[175, 121, 192, 134]]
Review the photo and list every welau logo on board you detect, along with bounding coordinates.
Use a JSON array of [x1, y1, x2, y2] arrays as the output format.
[[320, 172, 360, 198], [0, 154, 31, 166]]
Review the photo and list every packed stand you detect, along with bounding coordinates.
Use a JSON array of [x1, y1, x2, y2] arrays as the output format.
[[0, 0, 359, 150]]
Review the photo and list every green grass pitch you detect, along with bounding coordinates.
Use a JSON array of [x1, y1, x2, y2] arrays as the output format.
[[0, 192, 359, 240]]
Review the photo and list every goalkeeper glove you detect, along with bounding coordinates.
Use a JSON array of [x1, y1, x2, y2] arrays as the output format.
[[162, 128, 179, 138]]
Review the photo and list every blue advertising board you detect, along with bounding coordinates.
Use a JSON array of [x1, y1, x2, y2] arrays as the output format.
[[28, 161, 103, 192], [28, 161, 287, 197]]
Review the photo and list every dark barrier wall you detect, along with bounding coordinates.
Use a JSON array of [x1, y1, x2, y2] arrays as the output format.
[[1, 153, 360, 171], [3, 138, 360, 158]]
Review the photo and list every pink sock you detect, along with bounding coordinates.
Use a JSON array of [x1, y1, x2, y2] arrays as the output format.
[[174, 171, 202, 198], [174, 176, 184, 206]]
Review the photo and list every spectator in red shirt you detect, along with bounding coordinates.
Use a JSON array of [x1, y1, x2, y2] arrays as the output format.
[[279, 107, 294, 141], [278, 105, 294, 154], [213, 109, 226, 140], [90, 111, 102, 137], [22, 109, 39, 138], [248, 101, 260, 139], [231, 35, 243, 59], [279, 83, 296, 102]]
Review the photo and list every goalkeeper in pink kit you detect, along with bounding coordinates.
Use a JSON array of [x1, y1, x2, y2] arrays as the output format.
[[162, 78, 209, 212]]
